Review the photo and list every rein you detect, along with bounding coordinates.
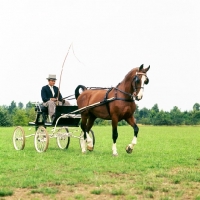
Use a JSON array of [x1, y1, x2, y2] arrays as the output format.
[[113, 86, 134, 100]]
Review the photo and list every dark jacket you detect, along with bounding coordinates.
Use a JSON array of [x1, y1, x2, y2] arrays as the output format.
[[41, 85, 63, 103]]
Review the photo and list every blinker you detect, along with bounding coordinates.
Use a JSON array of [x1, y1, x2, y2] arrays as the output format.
[[133, 75, 140, 84]]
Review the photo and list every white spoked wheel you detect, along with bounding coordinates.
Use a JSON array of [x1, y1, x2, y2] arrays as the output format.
[[57, 127, 70, 149], [79, 130, 95, 151], [34, 126, 49, 153], [13, 126, 25, 150]]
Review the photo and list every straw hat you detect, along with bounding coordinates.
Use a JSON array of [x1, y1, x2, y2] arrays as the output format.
[[47, 74, 57, 80]]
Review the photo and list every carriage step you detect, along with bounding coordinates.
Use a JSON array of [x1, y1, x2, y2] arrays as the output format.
[[44, 122, 53, 126], [28, 122, 36, 125]]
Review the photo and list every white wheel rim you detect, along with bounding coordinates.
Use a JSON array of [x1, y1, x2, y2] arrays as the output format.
[[13, 127, 25, 150]]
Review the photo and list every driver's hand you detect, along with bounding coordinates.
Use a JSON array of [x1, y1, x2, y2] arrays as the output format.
[[50, 98, 57, 102]]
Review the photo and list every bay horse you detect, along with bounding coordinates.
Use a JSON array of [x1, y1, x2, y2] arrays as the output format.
[[75, 64, 150, 156]]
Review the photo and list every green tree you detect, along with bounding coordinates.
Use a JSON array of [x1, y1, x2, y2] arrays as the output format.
[[25, 101, 36, 122], [151, 104, 159, 113], [26, 101, 34, 109], [118, 120, 127, 126], [18, 102, 24, 109], [8, 101, 17, 114], [26, 107, 36, 122], [0, 106, 13, 126], [170, 106, 184, 125], [182, 111, 192, 125], [153, 110, 172, 125], [193, 103, 200, 111], [150, 104, 159, 125], [137, 107, 151, 124], [13, 109, 28, 126], [190, 110, 200, 125]]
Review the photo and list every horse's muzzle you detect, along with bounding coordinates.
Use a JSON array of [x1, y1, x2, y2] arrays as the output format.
[[135, 96, 142, 101]]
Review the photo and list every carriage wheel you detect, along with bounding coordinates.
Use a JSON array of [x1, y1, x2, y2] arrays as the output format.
[[13, 126, 25, 150], [79, 130, 95, 151], [56, 127, 70, 149], [34, 126, 49, 152]]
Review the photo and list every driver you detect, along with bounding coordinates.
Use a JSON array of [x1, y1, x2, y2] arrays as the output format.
[[41, 74, 70, 121]]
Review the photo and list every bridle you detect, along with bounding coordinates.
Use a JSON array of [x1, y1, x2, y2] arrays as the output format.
[[112, 72, 149, 101], [132, 72, 149, 95]]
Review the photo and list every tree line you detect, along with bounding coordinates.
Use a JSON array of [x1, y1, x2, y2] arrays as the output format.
[[0, 101, 35, 126], [94, 103, 200, 126], [0, 101, 200, 126], [134, 103, 200, 125]]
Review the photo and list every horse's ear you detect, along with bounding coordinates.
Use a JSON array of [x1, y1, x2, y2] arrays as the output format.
[[145, 65, 150, 72], [139, 64, 144, 71]]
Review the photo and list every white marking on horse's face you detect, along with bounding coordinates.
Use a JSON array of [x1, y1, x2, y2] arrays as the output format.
[[136, 75, 146, 100]]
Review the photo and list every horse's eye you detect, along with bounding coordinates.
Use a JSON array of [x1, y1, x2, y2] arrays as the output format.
[[145, 78, 149, 85]]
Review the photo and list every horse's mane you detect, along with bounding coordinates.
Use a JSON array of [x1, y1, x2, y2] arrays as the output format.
[[123, 67, 139, 82]]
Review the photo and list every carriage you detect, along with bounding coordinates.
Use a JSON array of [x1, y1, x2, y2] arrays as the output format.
[[12, 102, 95, 153]]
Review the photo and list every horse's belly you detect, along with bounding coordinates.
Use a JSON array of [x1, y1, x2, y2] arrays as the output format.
[[91, 105, 111, 120]]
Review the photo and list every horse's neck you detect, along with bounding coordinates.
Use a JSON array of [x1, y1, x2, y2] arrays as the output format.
[[117, 69, 137, 95], [119, 79, 133, 94]]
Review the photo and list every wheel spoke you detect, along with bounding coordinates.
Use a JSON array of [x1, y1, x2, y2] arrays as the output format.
[[34, 126, 49, 152], [57, 127, 70, 149]]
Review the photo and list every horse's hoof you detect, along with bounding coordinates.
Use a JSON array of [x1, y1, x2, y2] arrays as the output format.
[[87, 146, 94, 151], [125, 146, 133, 154], [82, 150, 86, 154], [112, 153, 118, 157]]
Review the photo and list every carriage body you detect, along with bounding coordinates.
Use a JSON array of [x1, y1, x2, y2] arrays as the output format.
[[28, 103, 81, 127]]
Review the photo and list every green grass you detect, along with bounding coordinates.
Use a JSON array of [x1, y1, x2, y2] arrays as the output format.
[[0, 125, 200, 199]]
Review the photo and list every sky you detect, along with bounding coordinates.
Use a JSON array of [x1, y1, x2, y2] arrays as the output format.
[[0, 0, 200, 111]]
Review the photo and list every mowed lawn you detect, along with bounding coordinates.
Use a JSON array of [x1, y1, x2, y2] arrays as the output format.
[[0, 125, 200, 200]]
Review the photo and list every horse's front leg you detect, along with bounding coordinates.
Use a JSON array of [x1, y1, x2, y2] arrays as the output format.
[[112, 119, 118, 156], [125, 117, 139, 154]]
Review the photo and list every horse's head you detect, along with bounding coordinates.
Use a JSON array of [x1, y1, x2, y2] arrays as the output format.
[[132, 64, 150, 101]]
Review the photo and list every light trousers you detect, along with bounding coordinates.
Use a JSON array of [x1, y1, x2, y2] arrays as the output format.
[[43, 100, 70, 117]]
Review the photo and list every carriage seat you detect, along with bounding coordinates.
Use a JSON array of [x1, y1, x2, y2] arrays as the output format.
[[28, 103, 49, 126], [35, 104, 48, 113]]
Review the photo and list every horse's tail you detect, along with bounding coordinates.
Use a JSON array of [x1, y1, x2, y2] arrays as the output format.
[[75, 85, 87, 100]]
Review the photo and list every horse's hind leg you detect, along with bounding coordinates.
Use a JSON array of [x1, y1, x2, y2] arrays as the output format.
[[125, 117, 139, 154], [85, 115, 96, 151], [80, 115, 88, 153]]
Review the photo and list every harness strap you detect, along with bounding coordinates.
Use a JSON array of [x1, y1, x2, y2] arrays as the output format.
[[103, 88, 113, 116], [114, 98, 135, 102], [113, 87, 134, 99], [103, 86, 135, 117]]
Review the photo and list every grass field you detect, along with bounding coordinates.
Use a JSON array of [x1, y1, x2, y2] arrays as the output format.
[[0, 125, 200, 200]]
